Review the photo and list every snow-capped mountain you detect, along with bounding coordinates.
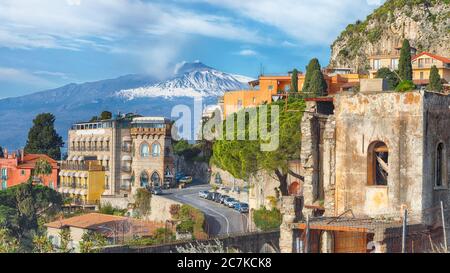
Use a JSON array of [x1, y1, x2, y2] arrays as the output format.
[[0, 62, 253, 150], [117, 61, 253, 99]]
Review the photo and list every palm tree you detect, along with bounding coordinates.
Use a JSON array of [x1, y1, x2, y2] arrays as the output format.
[[33, 158, 53, 184]]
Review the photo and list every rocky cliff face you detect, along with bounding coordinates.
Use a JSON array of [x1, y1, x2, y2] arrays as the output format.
[[329, 0, 450, 72]]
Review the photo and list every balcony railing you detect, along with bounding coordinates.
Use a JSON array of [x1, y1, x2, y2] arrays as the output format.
[[1, 175, 7, 180]]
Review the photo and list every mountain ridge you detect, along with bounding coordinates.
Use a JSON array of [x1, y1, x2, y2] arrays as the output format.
[[0, 62, 253, 150]]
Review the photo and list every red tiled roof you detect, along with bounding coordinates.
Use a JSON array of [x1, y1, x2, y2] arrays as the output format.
[[412, 52, 450, 64], [45, 213, 165, 238], [18, 154, 58, 169]]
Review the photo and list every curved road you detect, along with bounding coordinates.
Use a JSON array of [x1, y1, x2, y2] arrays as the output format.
[[163, 184, 248, 236]]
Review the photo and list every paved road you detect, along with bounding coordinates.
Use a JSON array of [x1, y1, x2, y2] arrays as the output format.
[[162, 184, 248, 237]]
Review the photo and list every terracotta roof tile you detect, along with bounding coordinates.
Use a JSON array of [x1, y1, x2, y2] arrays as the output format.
[[412, 52, 450, 64]]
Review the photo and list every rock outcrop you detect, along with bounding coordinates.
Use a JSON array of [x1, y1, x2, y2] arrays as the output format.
[[329, 0, 450, 72]]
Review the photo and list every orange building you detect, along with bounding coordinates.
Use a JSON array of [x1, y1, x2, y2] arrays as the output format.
[[222, 72, 366, 117], [0, 150, 59, 190]]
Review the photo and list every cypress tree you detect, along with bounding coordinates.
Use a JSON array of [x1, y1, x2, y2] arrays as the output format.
[[302, 58, 322, 93], [309, 70, 328, 97], [398, 39, 413, 81], [24, 113, 64, 160], [290, 69, 299, 93], [428, 65, 443, 93]]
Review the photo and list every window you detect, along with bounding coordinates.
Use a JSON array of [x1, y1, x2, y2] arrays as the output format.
[[435, 143, 446, 188], [268, 85, 274, 91], [140, 143, 150, 157], [252, 97, 256, 104], [391, 59, 399, 70], [140, 171, 149, 187], [152, 143, 161, 157], [151, 172, 161, 187], [1, 168, 7, 179], [1, 181, 6, 190], [420, 72, 424, 80], [165, 166, 172, 176], [373, 59, 381, 70], [368, 142, 389, 186], [237, 99, 243, 110]]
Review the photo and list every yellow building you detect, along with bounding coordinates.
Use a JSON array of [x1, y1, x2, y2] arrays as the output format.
[[58, 160, 106, 205], [411, 52, 450, 87], [368, 46, 417, 78]]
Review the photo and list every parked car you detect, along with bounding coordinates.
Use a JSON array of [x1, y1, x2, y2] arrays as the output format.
[[228, 200, 239, 208], [223, 197, 235, 207], [213, 193, 222, 203], [219, 195, 229, 204], [152, 187, 163, 195], [175, 172, 185, 182], [198, 191, 209, 198], [179, 176, 193, 184], [206, 192, 215, 200], [236, 203, 249, 213]]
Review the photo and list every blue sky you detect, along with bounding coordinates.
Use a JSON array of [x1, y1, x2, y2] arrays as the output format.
[[0, 0, 384, 98]]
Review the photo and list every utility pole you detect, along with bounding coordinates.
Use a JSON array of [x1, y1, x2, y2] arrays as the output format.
[[305, 215, 310, 253]]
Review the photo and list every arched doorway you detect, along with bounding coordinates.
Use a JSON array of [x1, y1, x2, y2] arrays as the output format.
[[140, 171, 149, 188], [368, 141, 389, 186], [151, 172, 161, 187]]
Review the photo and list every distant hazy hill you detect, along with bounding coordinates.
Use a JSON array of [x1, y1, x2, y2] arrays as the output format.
[[0, 62, 252, 150], [329, 0, 450, 72]]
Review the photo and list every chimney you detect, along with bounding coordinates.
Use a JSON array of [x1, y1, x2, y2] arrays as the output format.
[[20, 149, 24, 162], [4, 148, 8, 158]]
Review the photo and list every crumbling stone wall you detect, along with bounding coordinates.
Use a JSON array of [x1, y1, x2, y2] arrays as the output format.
[[333, 91, 450, 224]]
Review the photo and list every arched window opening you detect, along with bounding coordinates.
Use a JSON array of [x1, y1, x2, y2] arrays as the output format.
[[152, 143, 161, 157], [368, 142, 389, 186], [151, 172, 161, 187], [140, 171, 149, 187], [436, 143, 446, 188], [140, 143, 150, 157]]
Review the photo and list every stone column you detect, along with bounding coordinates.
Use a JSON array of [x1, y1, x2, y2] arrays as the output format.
[[279, 196, 303, 253]]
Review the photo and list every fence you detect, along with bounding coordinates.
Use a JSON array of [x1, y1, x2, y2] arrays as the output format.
[[293, 203, 449, 253]]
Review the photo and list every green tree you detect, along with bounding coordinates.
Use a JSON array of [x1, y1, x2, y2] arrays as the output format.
[[33, 158, 53, 184], [24, 113, 64, 160], [398, 39, 413, 81], [302, 58, 328, 96], [302, 58, 321, 93], [253, 207, 282, 231], [428, 65, 443, 92], [16, 182, 38, 234], [0, 228, 20, 253], [33, 234, 54, 253], [212, 98, 306, 195], [395, 80, 415, 92], [79, 231, 107, 253], [134, 189, 152, 218], [290, 69, 299, 93], [376, 67, 400, 90], [59, 228, 73, 253], [308, 70, 328, 96], [0, 146, 3, 158], [100, 111, 112, 120]]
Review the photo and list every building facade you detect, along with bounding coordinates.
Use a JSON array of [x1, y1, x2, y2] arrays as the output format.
[[412, 52, 450, 88], [280, 80, 450, 253], [222, 72, 367, 117], [60, 114, 174, 204], [0, 151, 59, 190], [130, 117, 174, 193], [368, 46, 417, 79]]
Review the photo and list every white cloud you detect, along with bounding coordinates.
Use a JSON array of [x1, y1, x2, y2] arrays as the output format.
[[236, 49, 258, 56], [196, 0, 385, 44], [0, 0, 263, 51], [0, 67, 55, 88], [33, 71, 70, 80]]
